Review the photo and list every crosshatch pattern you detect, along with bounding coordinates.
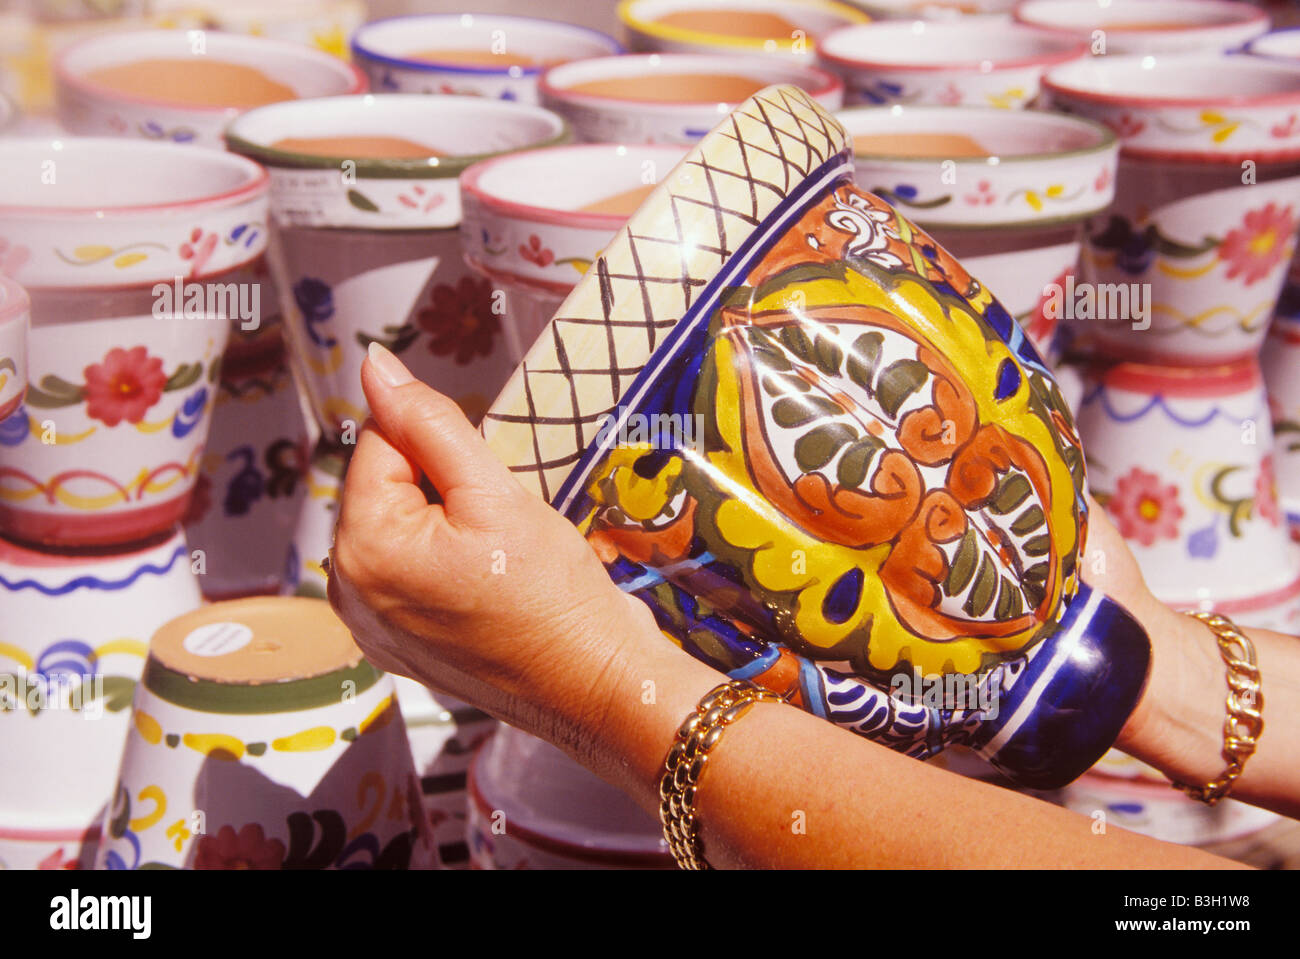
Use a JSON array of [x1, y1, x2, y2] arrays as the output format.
[[481, 85, 850, 503]]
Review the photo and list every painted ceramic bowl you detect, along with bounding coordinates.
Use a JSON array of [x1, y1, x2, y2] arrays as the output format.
[[480, 84, 1150, 790], [1247, 27, 1300, 62], [838, 104, 1117, 356], [0, 310, 229, 548], [97, 597, 436, 870], [183, 312, 310, 601], [467, 725, 672, 869], [352, 13, 621, 104], [1075, 358, 1300, 620], [540, 52, 842, 144], [226, 94, 569, 439], [54, 28, 365, 148], [619, 0, 868, 59], [0, 528, 200, 872], [0, 276, 28, 423], [819, 19, 1088, 107], [854, 0, 1016, 18], [1015, 0, 1270, 55], [460, 142, 690, 354], [148, 0, 365, 60], [1043, 54, 1300, 364], [0, 137, 269, 290]]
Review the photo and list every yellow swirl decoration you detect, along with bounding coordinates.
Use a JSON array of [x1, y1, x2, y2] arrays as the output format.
[[27, 416, 97, 445], [306, 344, 345, 376], [1149, 301, 1273, 335], [94, 639, 149, 661], [128, 785, 167, 832], [272, 725, 337, 752], [1156, 259, 1217, 280], [182, 732, 244, 760], [134, 711, 163, 745], [0, 643, 35, 671], [0, 449, 202, 509]]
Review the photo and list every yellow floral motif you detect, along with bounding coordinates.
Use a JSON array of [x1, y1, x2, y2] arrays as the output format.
[[1199, 110, 1240, 144], [313, 25, 348, 58], [128, 785, 167, 832], [985, 87, 1027, 110], [165, 818, 191, 852]]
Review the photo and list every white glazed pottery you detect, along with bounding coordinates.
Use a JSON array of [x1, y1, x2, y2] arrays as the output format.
[[284, 437, 347, 600], [1043, 53, 1300, 364], [0, 310, 228, 548], [0, 527, 200, 871], [226, 94, 570, 438], [149, 0, 366, 60], [55, 28, 366, 148], [1247, 27, 1300, 62], [467, 725, 672, 869], [1263, 299, 1300, 533], [854, 0, 1016, 18], [0, 137, 269, 291], [819, 19, 1088, 107], [460, 142, 690, 352], [619, 0, 868, 59], [0, 276, 28, 423], [539, 53, 842, 144], [183, 312, 310, 600], [352, 13, 621, 104], [838, 104, 1117, 355], [97, 597, 436, 870], [1015, 0, 1270, 55], [1075, 358, 1300, 622]]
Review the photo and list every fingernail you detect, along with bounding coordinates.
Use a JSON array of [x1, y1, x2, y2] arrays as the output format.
[[367, 341, 414, 388]]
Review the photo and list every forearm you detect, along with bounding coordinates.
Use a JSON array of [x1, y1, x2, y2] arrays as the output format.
[[571, 611, 1239, 869], [1116, 597, 1300, 819]]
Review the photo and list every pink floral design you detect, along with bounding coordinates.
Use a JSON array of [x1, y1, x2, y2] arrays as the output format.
[[82, 346, 168, 427], [519, 233, 554, 267], [194, 824, 285, 869], [1256, 455, 1281, 527], [1094, 165, 1112, 193], [964, 180, 996, 206], [0, 237, 30, 277], [397, 184, 445, 213], [1217, 203, 1296, 286], [936, 82, 963, 106], [38, 847, 79, 870], [179, 227, 218, 278], [1110, 112, 1146, 138], [1272, 114, 1300, 139], [416, 275, 501, 364], [1107, 467, 1184, 546]]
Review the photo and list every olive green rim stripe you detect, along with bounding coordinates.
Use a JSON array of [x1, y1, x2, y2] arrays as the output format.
[[223, 122, 571, 180], [141, 657, 382, 714]]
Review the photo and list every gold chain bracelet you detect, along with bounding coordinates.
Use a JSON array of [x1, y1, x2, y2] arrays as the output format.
[[659, 679, 784, 870], [1171, 610, 1264, 805]]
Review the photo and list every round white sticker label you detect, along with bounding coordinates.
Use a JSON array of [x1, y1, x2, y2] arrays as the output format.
[[182, 622, 254, 658]]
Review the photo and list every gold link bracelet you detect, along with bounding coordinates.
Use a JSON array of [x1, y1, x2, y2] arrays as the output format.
[[1172, 610, 1265, 805], [659, 679, 783, 869]]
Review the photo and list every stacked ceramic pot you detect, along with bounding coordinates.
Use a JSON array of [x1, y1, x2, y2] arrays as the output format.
[[223, 91, 573, 868], [51, 28, 369, 600], [0, 137, 269, 868], [1040, 51, 1300, 845]]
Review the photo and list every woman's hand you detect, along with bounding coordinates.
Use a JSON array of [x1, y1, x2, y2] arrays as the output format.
[[327, 343, 666, 755]]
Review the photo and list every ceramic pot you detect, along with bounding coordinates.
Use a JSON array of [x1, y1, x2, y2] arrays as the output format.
[[838, 104, 1117, 356], [55, 28, 365, 148], [539, 53, 842, 144], [0, 309, 228, 548], [1015, 0, 1270, 55], [284, 437, 347, 600], [854, 0, 1016, 18], [97, 597, 436, 870], [0, 137, 269, 291], [1263, 295, 1300, 533], [1043, 53, 1300, 365], [352, 13, 621, 104], [466, 725, 672, 869], [0, 276, 28, 423], [1247, 27, 1300, 61], [819, 19, 1088, 107], [480, 84, 1150, 790], [460, 142, 690, 357], [226, 94, 569, 439], [618, 0, 868, 59], [0, 527, 200, 872], [183, 313, 310, 601], [1075, 358, 1300, 620], [148, 0, 366, 60]]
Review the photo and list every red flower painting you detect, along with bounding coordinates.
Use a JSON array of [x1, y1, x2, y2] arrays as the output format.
[[1107, 467, 1184, 547], [1256, 455, 1282, 527], [194, 824, 285, 870], [416, 275, 501, 365], [1217, 203, 1296, 286], [82, 346, 168, 426]]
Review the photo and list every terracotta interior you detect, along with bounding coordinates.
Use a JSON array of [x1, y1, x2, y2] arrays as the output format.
[[151, 597, 364, 685], [651, 9, 804, 38], [404, 48, 560, 67], [269, 135, 442, 158], [564, 72, 767, 102], [853, 131, 992, 158], [81, 58, 297, 108], [577, 182, 658, 215]]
